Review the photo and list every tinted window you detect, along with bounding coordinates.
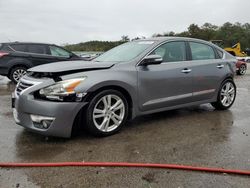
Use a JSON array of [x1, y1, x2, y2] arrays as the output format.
[[190, 42, 215, 60], [49, 46, 70, 57], [10, 44, 27, 52], [27, 44, 47, 54], [151, 41, 186, 62], [1, 44, 12, 51]]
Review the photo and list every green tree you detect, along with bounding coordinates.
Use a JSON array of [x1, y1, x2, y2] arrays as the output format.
[[65, 22, 250, 52], [121, 35, 130, 42]]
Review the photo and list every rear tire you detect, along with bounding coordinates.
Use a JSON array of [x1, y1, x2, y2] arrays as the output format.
[[211, 79, 236, 110], [9, 66, 27, 84], [85, 89, 128, 137]]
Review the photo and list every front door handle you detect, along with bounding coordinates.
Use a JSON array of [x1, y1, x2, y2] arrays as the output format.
[[181, 68, 192, 73], [217, 64, 224, 69]]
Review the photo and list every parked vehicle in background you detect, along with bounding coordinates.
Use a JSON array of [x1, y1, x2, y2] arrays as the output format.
[[236, 60, 247, 75], [0, 42, 85, 83], [211, 40, 250, 63], [210, 40, 247, 57], [224, 42, 247, 57], [237, 56, 250, 63], [12, 37, 237, 138]]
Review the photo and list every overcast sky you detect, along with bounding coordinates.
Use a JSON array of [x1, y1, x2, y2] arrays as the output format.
[[0, 0, 250, 45]]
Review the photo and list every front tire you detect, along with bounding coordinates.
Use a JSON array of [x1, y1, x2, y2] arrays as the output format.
[[211, 79, 236, 110], [9, 66, 27, 83], [85, 90, 128, 136]]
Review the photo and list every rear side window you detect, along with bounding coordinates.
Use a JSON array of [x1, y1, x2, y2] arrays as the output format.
[[10, 44, 27, 52], [151, 41, 186, 62], [189, 42, 215, 60], [49, 46, 70, 57], [27, 44, 47, 54]]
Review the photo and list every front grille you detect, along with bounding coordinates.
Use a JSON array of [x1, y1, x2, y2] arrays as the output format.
[[16, 80, 34, 96]]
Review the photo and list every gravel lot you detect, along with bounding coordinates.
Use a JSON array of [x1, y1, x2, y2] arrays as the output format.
[[0, 70, 250, 188]]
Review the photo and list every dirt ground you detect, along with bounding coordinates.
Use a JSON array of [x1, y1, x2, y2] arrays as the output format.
[[0, 70, 250, 188]]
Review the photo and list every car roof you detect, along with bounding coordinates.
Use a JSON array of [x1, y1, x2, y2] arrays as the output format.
[[0, 42, 56, 46], [136, 37, 221, 49], [1, 37, 210, 45], [138, 36, 210, 43]]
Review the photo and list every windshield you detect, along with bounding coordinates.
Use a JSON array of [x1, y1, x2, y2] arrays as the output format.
[[95, 41, 154, 62]]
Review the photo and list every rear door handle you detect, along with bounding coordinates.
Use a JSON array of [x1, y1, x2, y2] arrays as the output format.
[[217, 64, 224, 69], [181, 68, 192, 73]]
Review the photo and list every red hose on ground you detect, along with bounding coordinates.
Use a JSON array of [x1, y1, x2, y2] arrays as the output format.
[[1, 162, 250, 176]]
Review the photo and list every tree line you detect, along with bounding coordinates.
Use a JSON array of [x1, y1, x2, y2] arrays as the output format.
[[64, 22, 250, 52], [64, 41, 125, 52]]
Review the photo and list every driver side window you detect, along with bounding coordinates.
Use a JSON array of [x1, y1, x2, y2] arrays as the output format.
[[151, 41, 186, 62]]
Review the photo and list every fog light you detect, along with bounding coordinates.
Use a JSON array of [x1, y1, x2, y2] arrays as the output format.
[[30, 114, 55, 129], [42, 120, 53, 129]]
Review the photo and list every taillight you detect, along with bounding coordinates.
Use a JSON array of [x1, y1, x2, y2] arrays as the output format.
[[0, 52, 9, 58]]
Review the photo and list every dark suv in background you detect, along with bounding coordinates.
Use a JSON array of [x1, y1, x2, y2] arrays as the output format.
[[0, 42, 84, 83]]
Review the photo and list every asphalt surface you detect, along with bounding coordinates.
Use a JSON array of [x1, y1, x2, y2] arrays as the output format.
[[0, 71, 250, 188]]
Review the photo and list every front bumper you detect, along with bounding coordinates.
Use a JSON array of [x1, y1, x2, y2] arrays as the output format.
[[13, 93, 88, 138]]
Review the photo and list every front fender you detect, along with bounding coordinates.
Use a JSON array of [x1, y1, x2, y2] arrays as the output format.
[[72, 69, 139, 118], [87, 80, 135, 95]]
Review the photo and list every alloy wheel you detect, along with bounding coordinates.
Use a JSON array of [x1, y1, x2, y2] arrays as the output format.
[[239, 65, 246, 75], [220, 82, 235, 107], [13, 68, 27, 82], [92, 94, 125, 132]]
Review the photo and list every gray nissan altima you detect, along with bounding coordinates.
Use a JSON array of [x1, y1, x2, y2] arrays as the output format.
[[12, 37, 237, 138]]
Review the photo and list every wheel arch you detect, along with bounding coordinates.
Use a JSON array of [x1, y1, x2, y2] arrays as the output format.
[[211, 76, 236, 110], [7, 59, 32, 77], [71, 84, 135, 136], [212, 75, 234, 102], [219, 75, 235, 90], [85, 85, 134, 120]]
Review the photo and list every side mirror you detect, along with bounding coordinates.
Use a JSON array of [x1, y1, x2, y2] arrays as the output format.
[[140, 55, 163, 66]]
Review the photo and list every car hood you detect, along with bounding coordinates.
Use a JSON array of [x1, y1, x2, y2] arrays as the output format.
[[28, 61, 114, 73]]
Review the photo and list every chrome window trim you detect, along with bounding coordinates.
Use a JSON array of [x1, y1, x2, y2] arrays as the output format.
[[137, 39, 226, 66], [136, 39, 187, 66]]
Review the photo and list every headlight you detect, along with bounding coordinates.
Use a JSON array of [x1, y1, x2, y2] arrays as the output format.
[[39, 78, 87, 102]]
